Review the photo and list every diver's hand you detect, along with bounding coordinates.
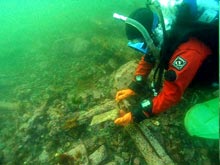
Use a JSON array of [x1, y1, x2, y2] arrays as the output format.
[[115, 99, 154, 126], [115, 89, 135, 102], [114, 110, 133, 126], [130, 99, 153, 122]]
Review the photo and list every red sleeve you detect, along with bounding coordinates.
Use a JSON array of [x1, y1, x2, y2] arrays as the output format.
[[135, 56, 153, 78], [152, 38, 212, 114]]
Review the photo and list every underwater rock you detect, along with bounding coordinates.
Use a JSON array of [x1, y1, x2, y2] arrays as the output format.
[[182, 148, 195, 162], [92, 89, 103, 100], [107, 58, 118, 70], [114, 155, 125, 164], [105, 161, 117, 165], [53, 36, 90, 56], [0, 101, 20, 112], [89, 145, 107, 165], [71, 37, 90, 54], [83, 137, 101, 153], [39, 149, 49, 163], [133, 157, 141, 165], [121, 152, 130, 162], [110, 60, 137, 95], [59, 143, 88, 164]]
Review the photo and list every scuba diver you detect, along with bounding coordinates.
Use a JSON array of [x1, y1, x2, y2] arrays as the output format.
[[113, 0, 219, 139]]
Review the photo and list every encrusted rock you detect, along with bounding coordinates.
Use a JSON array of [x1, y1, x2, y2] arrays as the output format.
[[39, 149, 49, 163], [105, 161, 117, 165], [89, 145, 107, 164], [114, 155, 125, 164], [110, 60, 137, 95], [60, 143, 89, 164]]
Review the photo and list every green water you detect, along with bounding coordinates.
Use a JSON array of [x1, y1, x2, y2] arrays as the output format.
[[0, 0, 147, 164], [0, 1, 218, 164], [0, 0, 145, 101]]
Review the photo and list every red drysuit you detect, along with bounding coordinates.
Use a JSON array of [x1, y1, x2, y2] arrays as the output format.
[[134, 37, 212, 114]]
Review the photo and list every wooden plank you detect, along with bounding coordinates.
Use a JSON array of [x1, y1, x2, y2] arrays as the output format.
[[139, 120, 175, 165], [90, 109, 118, 126], [75, 100, 116, 125], [126, 124, 166, 165], [76, 100, 174, 164]]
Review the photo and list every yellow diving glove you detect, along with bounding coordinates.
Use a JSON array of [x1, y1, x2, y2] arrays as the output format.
[[115, 89, 135, 102], [114, 110, 133, 126]]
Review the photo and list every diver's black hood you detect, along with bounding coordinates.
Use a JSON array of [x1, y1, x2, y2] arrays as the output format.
[[125, 8, 154, 41]]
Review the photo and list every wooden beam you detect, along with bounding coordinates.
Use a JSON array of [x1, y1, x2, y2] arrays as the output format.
[[76, 100, 174, 164]]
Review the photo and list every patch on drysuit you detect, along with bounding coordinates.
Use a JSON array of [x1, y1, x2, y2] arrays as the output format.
[[172, 56, 187, 71]]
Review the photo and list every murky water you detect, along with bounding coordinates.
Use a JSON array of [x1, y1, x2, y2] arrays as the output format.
[[0, 0, 218, 164]]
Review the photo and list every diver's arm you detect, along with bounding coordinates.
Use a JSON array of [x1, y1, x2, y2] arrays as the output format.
[[135, 55, 154, 78], [128, 55, 155, 94], [152, 38, 211, 114]]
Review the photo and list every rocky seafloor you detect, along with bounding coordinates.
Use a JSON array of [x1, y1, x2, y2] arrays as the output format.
[[0, 34, 218, 165]]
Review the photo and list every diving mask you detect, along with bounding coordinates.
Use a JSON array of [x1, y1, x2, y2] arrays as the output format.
[[127, 39, 148, 54]]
